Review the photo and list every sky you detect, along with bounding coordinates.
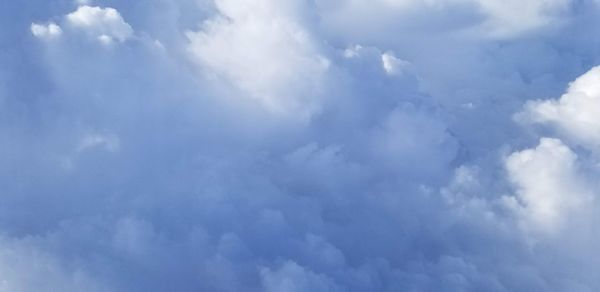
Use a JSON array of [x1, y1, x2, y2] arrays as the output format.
[[1, 0, 600, 291]]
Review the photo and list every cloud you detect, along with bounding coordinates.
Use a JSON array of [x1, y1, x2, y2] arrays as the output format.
[[475, 0, 570, 37], [31, 22, 62, 39], [505, 138, 593, 233], [260, 261, 341, 292], [317, 0, 572, 41], [76, 133, 120, 153], [381, 51, 410, 75], [521, 66, 600, 150], [0, 236, 108, 292], [66, 6, 133, 43], [501, 64, 600, 291], [186, 0, 329, 118], [5, 0, 600, 291], [369, 104, 460, 180]]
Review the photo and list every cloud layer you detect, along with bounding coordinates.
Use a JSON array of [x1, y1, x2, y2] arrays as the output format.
[[2, 0, 600, 291]]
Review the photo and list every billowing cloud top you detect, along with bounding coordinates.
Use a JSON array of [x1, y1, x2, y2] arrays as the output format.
[[66, 6, 133, 43], [2, 0, 600, 291], [521, 66, 600, 149]]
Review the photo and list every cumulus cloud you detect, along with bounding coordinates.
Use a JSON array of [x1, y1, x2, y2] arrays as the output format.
[[30, 5, 134, 45], [521, 66, 600, 149], [381, 52, 410, 75], [66, 6, 133, 43], [30, 22, 62, 39], [506, 138, 593, 233], [502, 66, 600, 290], [186, 0, 329, 118], [5, 0, 600, 291]]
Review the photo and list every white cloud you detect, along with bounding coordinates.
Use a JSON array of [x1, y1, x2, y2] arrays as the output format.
[[66, 6, 133, 42], [30, 22, 62, 39], [186, 0, 329, 118], [521, 66, 600, 150], [381, 51, 410, 75], [506, 138, 593, 233]]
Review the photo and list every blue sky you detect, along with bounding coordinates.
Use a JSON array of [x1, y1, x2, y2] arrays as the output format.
[[2, 0, 600, 291]]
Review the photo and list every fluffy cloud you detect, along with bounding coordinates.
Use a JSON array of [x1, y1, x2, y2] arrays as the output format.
[[381, 52, 410, 75], [502, 66, 600, 290], [30, 5, 134, 45], [506, 138, 593, 233], [4, 0, 600, 291], [186, 0, 329, 118], [521, 66, 600, 149], [30, 22, 62, 39], [66, 6, 133, 43]]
